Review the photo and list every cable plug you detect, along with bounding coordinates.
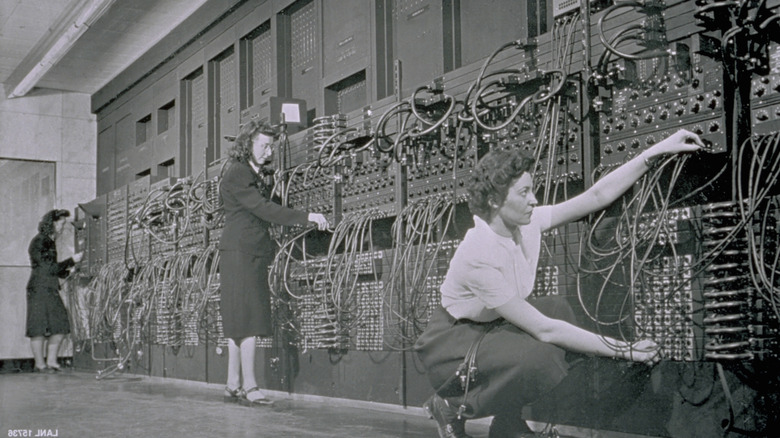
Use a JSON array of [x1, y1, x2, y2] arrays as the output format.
[[512, 38, 537, 50], [696, 137, 714, 153]]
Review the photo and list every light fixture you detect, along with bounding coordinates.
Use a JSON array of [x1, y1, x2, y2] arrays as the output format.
[[270, 96, 308, 133], [5, 0, 116, 99]]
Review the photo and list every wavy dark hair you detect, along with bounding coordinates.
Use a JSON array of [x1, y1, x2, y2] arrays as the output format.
[[38, 209, 70, 236], [467, 148, 535, 221], [227, 120, 278, 163]]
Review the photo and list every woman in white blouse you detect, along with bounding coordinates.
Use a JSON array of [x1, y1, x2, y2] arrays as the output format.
[[415, 129, 704, 438]]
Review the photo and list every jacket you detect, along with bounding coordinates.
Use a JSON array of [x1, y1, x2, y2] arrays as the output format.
[[218, 159, 309, 256], [27, 233, 75, 291]]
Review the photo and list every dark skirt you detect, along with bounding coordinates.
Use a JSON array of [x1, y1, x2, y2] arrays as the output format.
[[219, 250, 274, 340], [26, 285, 70, 337], [414, 296, 577, 419]]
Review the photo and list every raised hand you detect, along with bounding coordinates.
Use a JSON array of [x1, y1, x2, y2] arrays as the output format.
[[646, 129, 705, 158]]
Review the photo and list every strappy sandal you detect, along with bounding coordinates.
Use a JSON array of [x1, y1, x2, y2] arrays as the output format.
[[223, 386, 243, 403], [239, 387, 274, 406]]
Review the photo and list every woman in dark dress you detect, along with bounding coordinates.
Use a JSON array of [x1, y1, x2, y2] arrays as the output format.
[[26, 209, 82, 372], [219, 120, 329, 405]]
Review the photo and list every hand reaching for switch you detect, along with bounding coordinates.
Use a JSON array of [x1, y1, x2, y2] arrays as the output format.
[[307, 213, 329, 231]]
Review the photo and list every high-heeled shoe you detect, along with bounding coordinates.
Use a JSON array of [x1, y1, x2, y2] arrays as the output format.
[[223, 386, 243, 403], [239, 387, 274, 406], [423, 394, 472, 438]]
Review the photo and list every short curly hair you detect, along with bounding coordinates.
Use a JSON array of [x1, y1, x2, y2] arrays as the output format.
[[467, 148, 535, 221], [38, 209, 70, 236], [227, 120, 278, 163]]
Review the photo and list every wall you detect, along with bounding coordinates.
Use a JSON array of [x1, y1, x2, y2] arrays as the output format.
[[0, 85, 97, 208], [0, 84, 97, 359]]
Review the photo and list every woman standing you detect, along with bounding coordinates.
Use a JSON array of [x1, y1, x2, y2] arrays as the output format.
[[26, 209, 82, 372], [219, 120, 329, 405]]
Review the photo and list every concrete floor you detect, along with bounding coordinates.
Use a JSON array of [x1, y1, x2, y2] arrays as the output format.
[[0, 368, 492, 438]]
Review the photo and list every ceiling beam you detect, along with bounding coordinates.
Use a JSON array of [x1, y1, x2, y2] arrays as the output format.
[[5, 0, 116, 98]]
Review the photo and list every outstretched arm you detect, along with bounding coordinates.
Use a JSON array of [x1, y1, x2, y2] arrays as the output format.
[[465, 256, 660, 364], [496, 296, 660, 364], [224, 163, 309, 226], [29, 237, 75, 278], [546, 129, 703, 230]]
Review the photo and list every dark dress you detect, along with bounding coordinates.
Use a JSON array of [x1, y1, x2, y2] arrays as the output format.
[[414, 297, 577, 420], [218, 160, 308, 339], [26, 233, 75, 337]]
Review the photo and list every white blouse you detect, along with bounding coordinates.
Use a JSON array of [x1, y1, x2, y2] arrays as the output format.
[[441, 207, 552, 322]]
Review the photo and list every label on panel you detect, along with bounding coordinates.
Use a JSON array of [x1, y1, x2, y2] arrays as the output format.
[[322, 0, 370, 78], [458, 0, 528, 67], [97, 126, 115, 194], [219, 50, 238, 159], [290, 0, 319, 119], [392, 0, 445, 96], [188, 71, 207, 177], [338, 79, 367, 114], [252, 26, 273, 103]]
